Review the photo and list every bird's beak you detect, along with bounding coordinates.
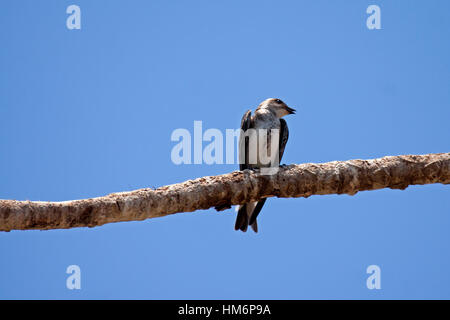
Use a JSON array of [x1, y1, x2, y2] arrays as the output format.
[[285, 106, 296, 114]]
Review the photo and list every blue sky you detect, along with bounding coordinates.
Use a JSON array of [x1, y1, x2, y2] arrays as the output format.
[[0, 0, 449, 299]]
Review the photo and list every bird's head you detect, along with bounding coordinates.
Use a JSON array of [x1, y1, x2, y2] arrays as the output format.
[[258, 98, 296, 118]]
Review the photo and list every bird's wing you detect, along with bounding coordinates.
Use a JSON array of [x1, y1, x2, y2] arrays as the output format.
[[217, 110, 253, 213], [239, 110, 252, 171], [278, 118, 289, 163], [235, 110, 255, 232], [248, 119, 289, 227], [247, 198, 266, 227]]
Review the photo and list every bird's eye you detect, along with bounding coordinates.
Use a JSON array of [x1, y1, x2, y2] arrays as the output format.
[[275, 99, 282, 104]]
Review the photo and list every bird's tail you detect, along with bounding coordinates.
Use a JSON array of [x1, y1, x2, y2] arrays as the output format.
[[250, 219, 258, 233], [235, 203, 258, 233], [235, 204, 248, 232]]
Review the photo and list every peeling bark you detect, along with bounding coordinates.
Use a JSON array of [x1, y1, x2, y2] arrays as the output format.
[[0, 153, 449, 231]]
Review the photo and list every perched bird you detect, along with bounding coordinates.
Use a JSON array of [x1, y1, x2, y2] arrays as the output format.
[[235, 98, 295, 232]]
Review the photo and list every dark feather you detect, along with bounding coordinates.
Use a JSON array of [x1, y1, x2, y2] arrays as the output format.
[[235, 204, 248, 232], [234, 110, 254, 232], [250, 219, 258, 233], [239, 110, 252, 171], [279, 118, 289, 163], [248, 198, 267, 226]]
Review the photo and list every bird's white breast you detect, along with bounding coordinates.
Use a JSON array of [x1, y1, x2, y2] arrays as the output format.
[[252, 110, 280, 167]]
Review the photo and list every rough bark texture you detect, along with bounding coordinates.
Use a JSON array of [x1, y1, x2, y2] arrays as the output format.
[[0, 153, 449, 232]]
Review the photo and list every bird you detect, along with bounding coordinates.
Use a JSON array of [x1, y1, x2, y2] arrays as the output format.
[[235, 98, 296, 232]]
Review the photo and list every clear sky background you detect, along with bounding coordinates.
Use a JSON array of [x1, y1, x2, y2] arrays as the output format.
[[0, 0, 449, 299]]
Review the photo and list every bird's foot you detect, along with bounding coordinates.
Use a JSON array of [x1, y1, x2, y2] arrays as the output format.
[[215, 204, 232, 212], [243, 168, 260, 174]]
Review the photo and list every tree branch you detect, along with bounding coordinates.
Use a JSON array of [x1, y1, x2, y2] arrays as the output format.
[[0, 153, 449, 231]]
